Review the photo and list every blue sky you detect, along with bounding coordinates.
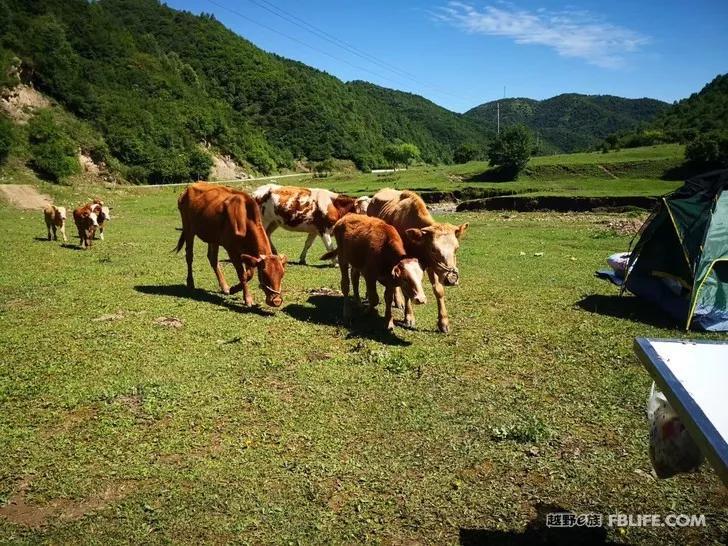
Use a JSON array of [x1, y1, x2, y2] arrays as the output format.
[[165, 0, 728, 113]]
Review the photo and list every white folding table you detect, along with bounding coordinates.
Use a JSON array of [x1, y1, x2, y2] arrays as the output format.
[[634, 338, 728, 486]]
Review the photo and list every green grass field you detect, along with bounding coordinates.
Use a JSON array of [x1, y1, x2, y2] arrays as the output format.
[[1, 176, 726, 544]]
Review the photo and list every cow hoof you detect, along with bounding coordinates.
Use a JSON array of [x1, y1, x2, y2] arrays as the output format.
[[438, 321, 450, 334], [386, 322, 395, 332], [404, 318, 416, 329], [186, 282, 195, 291], [221, 287, 231, 295]]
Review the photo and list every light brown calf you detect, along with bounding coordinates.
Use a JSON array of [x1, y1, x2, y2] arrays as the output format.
[[367, 188, 468, 333], [322, 215, 426, 331], [43, 204, 67, 242]]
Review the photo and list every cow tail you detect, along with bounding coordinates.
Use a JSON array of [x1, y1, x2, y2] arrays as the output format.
[[320, 249, 337, 261], [174, 230, 185, 253]]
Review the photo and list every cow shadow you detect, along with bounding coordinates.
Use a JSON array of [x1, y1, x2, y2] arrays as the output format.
[[60, 243, 86, 251], [460, 503, 619, 545], [134, 284, 274, 316], [575, 294, 677, 329], [282, 294, 411, 346]]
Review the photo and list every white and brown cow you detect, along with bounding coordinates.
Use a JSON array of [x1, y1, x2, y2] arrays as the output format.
[[43, 204, 67, 242], [73, 203, 99, 249], [367, 188, 468, 333], [252, 184, 369, 264], [89, 199, 111, 240]]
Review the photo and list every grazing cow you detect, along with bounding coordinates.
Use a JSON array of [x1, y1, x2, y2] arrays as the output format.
[[43, 204, 67, 242], [73, 204, 99, 249], [321, 215, 427, 331], [367, 188, 468, 333], [176, 182, 287, 307], [252, 184, 369, 264]]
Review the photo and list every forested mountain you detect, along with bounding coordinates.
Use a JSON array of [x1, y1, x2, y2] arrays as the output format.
[[652, 74, 728, 138], [0, 0, 490, 182], [465, 94, 669, 153]]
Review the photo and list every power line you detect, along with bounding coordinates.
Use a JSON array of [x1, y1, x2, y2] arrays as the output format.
[[205, 0, 480, 105]]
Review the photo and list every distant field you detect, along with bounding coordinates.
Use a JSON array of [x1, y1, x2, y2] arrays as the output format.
[[0, 180, 726, 544]]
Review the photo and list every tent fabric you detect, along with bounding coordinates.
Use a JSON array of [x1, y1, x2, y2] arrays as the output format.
[[623, 169, 728, 331]]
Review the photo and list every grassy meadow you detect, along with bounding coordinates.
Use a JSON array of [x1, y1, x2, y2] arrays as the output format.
[[1, 166, 727, 544]]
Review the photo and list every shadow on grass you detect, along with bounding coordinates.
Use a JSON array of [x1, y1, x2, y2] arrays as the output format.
[[61, 243, 85, 251], [460, 503, 618, 545], [134, 284, 274, 316], [576, 294, 677, 328], [282, 294, 411, 346], [464, 165, 519, 183]]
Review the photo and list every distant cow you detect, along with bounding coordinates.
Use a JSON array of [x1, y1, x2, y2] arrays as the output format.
[[73, 204, 99, 249], [43, 204, 67, 242], [368, 188, 468, 333], [321, 215, 426, 331], [252, 184, 369, 264], [176, 182, 287, 307], [90, 199, 111, 240]]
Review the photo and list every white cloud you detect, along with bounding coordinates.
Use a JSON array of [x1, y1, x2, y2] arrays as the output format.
[[434, 2, 649, 68]]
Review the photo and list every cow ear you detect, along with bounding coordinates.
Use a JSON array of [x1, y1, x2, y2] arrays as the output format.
[[241, 254, 262, 268], [455, 223, 469, 240], [405, 228, 426, 242], [391, 263, 402, 279]]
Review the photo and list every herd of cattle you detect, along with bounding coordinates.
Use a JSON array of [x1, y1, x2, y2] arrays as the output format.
[[44, 182, 467, 332], [43, 199, 110, 248]]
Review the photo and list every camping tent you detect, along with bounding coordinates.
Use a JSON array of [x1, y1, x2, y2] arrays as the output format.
[[623, 169, 728, 331]]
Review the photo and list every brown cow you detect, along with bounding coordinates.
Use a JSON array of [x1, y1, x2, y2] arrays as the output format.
[[321, 215, 427, 331], [43, 204, 67, 242], [252, 184, 370, 264], [176, 182, 287, 307], [367, 188, 468, 333], [73, 204, 99, 249], [90, 199, 111, 240]]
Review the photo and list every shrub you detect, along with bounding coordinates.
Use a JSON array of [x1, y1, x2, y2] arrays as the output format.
[[188, 148, 213, 180], [685, 131, 728, 167], [487, 124, 533, 179], [28, 111, 80, 181], [453, 142, 480, 164], [0, 115, 13, 163]]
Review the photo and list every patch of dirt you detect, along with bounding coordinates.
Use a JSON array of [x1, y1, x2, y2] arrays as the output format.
[[115, 393, 143, 413], [0, 83, 52, 124], [600, 217, 645, 236], [78, 152, 103, 176], [306, 287, 342, 297], [0, 479, 132, 529], [209, 153, 249, 181], [42, 406, 99, 439], [428, 201, 457, 214], [154, 316, 183, 328], [0, 184, 52, 210]]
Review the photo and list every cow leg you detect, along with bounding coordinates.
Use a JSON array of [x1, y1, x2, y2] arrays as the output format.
[[403, 297, 416, 328], [352, 268, 361, 306], [207, 243, 230, 295], [393, 287, 405, 310], [185, 234, 195, 290], [265, 223, 279, 255], [60, 223, 67, 242], [321, 232, 337, 265], [365, 276, 379, 314], [78, 228, 85, 248], [428, 269, 450, 333], [51, 224, 57, 241], [299, 232, 316, 264], [98, 226, 104, 241], [339, 259, 351, 322], [231, 259, 254, 306], [383, 286, 395, 331]]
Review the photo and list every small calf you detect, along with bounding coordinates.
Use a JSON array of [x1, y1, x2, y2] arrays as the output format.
[[43, 204, 67, 242], [73, 204, 99, 249], [93, 205, 110, 240], [322, 215, 427, 330]]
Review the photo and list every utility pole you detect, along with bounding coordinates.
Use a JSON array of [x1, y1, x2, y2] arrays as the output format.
[[497, 101, 500, 136]]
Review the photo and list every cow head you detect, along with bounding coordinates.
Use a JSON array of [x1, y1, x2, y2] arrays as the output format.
[[55, 206, 67, 223], [242, 253, 287, 307], [392, 258, 427, 305], [354, 196, 371, 214], [405, 223, 468, 286]]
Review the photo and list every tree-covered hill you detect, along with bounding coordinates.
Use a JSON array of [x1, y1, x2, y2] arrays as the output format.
[[0, 0, 490, 182], [465, 94, 669, 153], [652, 74, 728, 138]]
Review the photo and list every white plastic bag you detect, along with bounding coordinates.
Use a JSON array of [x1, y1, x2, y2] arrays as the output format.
[[647, 382, 703, 478], [607, 252, 631, 278]]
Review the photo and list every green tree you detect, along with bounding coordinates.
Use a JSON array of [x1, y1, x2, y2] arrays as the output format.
[[685, 131, 728, 167], [188, 148, 213, 180], [383, 142, 420, 168], [28, 110, 80, 182], [487, 125, 533, 179], [314, 157, 336, 177], [453, 142, 480, 164]]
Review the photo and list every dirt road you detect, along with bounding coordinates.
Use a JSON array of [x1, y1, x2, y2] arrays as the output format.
[[0, 185, 52, 210]]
